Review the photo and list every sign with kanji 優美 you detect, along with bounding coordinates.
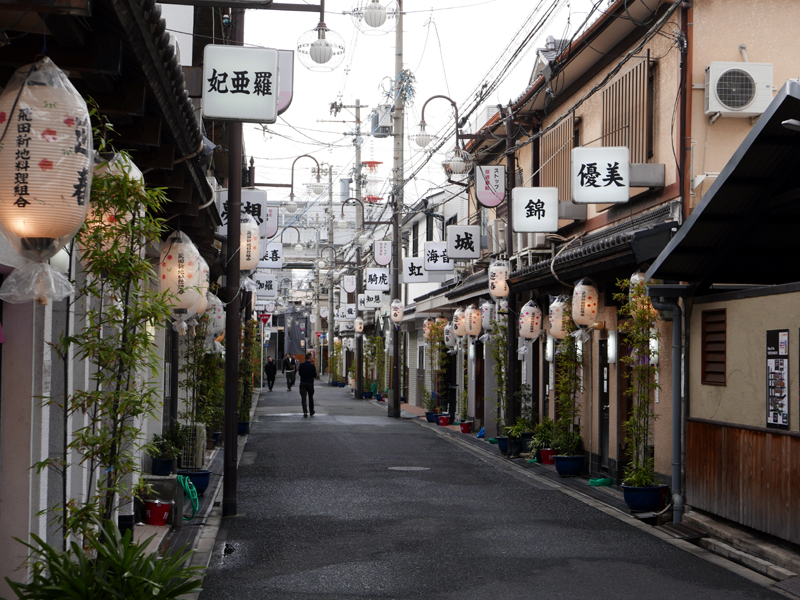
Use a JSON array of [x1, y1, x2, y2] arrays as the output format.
[[446, 225, 481, 259], [512, 187, 559, 232], [571, 147, 630, 204], [423, 241, 453, 271]]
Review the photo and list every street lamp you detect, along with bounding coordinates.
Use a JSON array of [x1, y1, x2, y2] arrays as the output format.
[[283, 155, 323, 218], [413, 94, 474, 186], [297, 21, 346, 72]]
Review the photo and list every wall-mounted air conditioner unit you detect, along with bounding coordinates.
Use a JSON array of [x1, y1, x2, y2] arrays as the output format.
[[515, 232, 548, 251], [704, 62, 773, 117], [487, 219, 506, 254]]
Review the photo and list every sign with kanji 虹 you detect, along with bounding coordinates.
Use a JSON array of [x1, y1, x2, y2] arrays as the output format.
[[475, 165, 505, 207], [342, 275, 357, 294], [202, 46, 279, 123], [260, 242, 283, 270], [218, 189, 276, 239], [512, 187, 559, 232], [424, 241, 453, 272], [374, 241, 392, 266], [365, 268, 390, 291], [446, 225, 481, 259], [571, 147, 630, 204], [403, 257, 428, 283], [358, 292, 386, 309], [253, 272, 277, 298]]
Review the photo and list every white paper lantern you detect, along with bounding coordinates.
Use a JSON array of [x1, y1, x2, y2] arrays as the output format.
[[207, 293, 225, 336], [488, 260, 510, 299], [519, 300, 543, 340], [192, 255, 211, 316], [464, 304, 481, 337], [572, 278, 599, 328], [240, 213, 260, 272], [354, 316, 364, 333], [480, 300, 495, 331], [452, 308, 466, 337], [444, 324, 457, 348], [390, 298, 403, 323], [159, 231, 203, 314], [549, 296, 569, 340], [422, 317, 435, 340]]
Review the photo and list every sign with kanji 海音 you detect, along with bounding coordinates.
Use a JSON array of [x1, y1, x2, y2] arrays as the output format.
[[512, 187, 559, 232], [571, 146, 630, 204], [423, 242, 453, 271], [365, 268, 390, 291], [202, 46, 279, 123], [403, 257, 428, 283], [259, 242, 283, 270], [446, 225, 481, 259]]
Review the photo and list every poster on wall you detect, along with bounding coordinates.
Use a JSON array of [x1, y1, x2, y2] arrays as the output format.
[[766, 329, 789, 430]]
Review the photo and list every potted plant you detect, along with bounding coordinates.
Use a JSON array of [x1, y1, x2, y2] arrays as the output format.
[[488, 314, 509, 453], [149, 432, 180, 476], [421, 384, 438, 423], [529, 416, 555, 464], [505, 417, 532, 457], [516, 383, 536, 450], [330, 340, 342, 385], [615, 277, 666, 512], [552, 303, 585, 476]]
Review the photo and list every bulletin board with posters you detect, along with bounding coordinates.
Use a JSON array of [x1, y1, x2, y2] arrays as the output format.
[[766, 329, 789, 430]]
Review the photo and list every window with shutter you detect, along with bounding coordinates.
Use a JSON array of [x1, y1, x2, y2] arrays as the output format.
[[702, 309, 726, 386]]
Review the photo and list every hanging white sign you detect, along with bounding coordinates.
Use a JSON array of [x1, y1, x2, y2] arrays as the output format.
[[253, 272, 277, 298], [374, 240, 392, 266], [310, 314, 317, 324], [320, 306, 329, 319], [424, 241, 453, 271], [446, 225, 481, 259], [358, 292, 386, 310], [512, 187, 559, 233], [202, 46, 279, 123], [260, 242, 283, 269], [475, 165, 505, 207], [344, 304, 357, 320], [265, 301, 276, 312], [343, 275, 357, 294], [571, 146, 630, 204], [218, 189, 275, 239], [277, 50, 294, 116], [403, 257, 428, 283], [365, 268, 391, 291]]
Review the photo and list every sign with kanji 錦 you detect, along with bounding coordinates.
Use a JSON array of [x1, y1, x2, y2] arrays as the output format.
[[202, 46, 279, 123], [424, 241, 453, 272], [512, 187, 559, 232], [446, 225, 481, 259], [342, 275, 357, 294], [365, 268, 391, 291], [475, 165, 505, 207], [260, 242, 283, 270], [403, 257, 428, 283], [374, 241, 392, 266], [571, 147, 630, 204], [218, 189, 276, 239]]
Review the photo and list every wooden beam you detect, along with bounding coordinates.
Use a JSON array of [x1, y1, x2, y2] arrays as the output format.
[[134, 144, 175, 171], [0, 0, 90, 15], [182, 66, 203, 98], [113, 118, 161, 147], [91, 83, 147, 117], [0, 34, 121, 75], [145, 167, 184, 190]]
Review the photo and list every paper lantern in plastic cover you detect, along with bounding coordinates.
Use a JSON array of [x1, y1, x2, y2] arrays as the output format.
[[488, 260, 510, 298], [480, 301, 495, 331], [207, 293, 225, 336], [0, 58, 92, 262], [549, 297, 568, 340], [422, 317, 434, 340], [519, 300, 542, 340], [192, 254, 210, 317], [444, 324, 457, 348], [390, 298, 403, 323], [159, 231, 203, 313], [572, 279, 598, 328], [464, 304, 481, 337], [354, 316, 364, 333], [240, 213, 260, 272], [452, 307, 467, 337]]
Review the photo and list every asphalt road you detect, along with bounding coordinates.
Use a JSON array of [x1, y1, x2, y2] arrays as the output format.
[[200, 376, 784, 600]]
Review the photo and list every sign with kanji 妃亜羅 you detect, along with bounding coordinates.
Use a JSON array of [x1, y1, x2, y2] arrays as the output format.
[[202, 46, 279, 123], [571, 147, 630, 204], [512, 188, 559, 233]]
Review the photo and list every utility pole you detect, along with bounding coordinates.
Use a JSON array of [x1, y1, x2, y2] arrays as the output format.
[[354, 100, 364, 400], [327, 163, 335, 381], [388, 0, 403, 419], [503, 104, 517, 427]]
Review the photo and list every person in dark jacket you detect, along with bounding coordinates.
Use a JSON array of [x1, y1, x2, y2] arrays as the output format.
[[298, 353, 317, 417], [264, 356, 277, 391], [283, 353, 297, 391]]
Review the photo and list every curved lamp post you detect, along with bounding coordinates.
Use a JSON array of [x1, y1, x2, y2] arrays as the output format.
[[412, 94, 474, 187], [284, 155, 323, 216]]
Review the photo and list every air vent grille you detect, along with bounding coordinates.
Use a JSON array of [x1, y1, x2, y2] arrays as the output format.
[[715, 68, 756, 110]]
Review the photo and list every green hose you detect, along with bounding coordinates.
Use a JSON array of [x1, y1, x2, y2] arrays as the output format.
[[177, 475, 199, 521]]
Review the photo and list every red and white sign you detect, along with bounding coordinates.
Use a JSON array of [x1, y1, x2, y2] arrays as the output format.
[[342, 275, 357, 294], [374, 240, 392, 266], [475, 165, 505, 207], [316, 332, 322, 338], [259, 313, 272, 326]]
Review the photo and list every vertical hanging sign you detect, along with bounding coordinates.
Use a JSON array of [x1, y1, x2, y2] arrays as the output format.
[[374, 240, 392, 265], [342, 275, 357, 294], [766, 329, 789, 430], [475, 165, 505, 207]]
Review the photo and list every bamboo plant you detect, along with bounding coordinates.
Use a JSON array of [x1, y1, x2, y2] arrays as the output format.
[[553, 304, 583, 456], [488, 316, 508, 433]]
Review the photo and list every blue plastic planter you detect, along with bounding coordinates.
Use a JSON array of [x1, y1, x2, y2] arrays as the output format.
[[178, 470, 212, 496], [237, 421, 250, 435], [554, 455, 585, 477], [496, 436, 509, 455], [621, 484, 666, 512]]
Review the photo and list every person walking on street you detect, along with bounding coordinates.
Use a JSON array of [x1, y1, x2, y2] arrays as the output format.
[[283, 353, 297, 391], [298, 353, 317, 417], [264, 356, 277, 392]]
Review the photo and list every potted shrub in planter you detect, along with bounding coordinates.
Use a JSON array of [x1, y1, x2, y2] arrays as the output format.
[[421, 385, 438, 423], [488, 314, 509, 452], [615, 277, 666, 512], [149, 432, 180, 476], [552, 304, 585, 477], [530, 416, 556, 464], [505, 417, 532, 457]]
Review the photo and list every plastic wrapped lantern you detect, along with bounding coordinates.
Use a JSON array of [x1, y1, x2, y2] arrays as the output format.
[[192, 254, 210, 317], [159, 231, 203, 334], [444, 324, 457, 349], [240, 213, 260, 273], [572, 278, 599, 328], [354, 316, 364, 333], [452, 307, 467, 337], [422, 317, 434, 340], [207, 293, 225, 337], [480, 300, 495, 331], [464, 304, 481, 337], [0, 58, 94, 304], [519, 300, 543, 340], [488, 260, 509, 299], [548, 295, 569, 340], [390, 298, 403, 324]]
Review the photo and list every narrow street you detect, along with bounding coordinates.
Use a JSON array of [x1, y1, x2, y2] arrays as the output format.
[[199, 377, 785, 600]]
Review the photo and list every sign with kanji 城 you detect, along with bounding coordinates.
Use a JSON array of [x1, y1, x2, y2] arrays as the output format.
[[475, 165, 505, 207], [259, 242, 283, 269], [365, 268, 390, 291], [202, 46, 279, 123], [571, 147, 630, 204], [423, 242, 453, 271], [374, 240, 392, 266], [512, 187, 559, 232], [403, 257, 428, 283], [446, 225, 481, 259]]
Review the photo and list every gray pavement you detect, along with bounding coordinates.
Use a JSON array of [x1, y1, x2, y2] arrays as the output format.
[[198, 375, 788, 599]]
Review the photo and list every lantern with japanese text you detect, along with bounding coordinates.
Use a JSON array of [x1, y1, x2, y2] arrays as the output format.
[[548, 296, 569, 340], [390, 298, 403, 324], [480, 300, 495, 331], [0, 58, 94, 303], [444, 324, 457, 349], [488, 260, 509, 299], [519, 300, 542, 340], [464, 304, 481, 337], [354, 316, 364, 333], [452, 307, 467, 337], [159, 231, 204, 333], [240, 213, 261, 272], [572, 278, 599, 328], [207, 293, 225, 337], [192, 255, 210, 317]]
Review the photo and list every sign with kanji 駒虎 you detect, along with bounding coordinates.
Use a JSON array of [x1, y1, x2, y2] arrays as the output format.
[[571, 146, 630, 204], [202, 46, 279, 123], [512, 187, 559, 233]]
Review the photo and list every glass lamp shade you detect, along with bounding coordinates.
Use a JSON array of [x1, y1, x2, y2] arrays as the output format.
[[159, 231, 203, 313], [444, 324, 457, 348], [358, 231, 371, 246], [464, 304, 481, 337], [240, 214, 260, 272], [294, 242, 304, 252], [310, 181, 325, 195], [0, 58, 93, 262], [354, 316, 364, 333], [337, 217, 349, 229], [316, 258, 328, 269], [452, 308, 467, 337], [480, 300, 495, 331], [549, 297, 569, 340], [363, 0, 387, 27], [572, 279, 599, 328], [207, 293, 225, 336], [390, 298, 403, 323], [297, 25, 346, 72], [411, 123, 434, 148], [442, 148, 473, 176], [285, 198, 298, 214], [519, 300, 542, 340]]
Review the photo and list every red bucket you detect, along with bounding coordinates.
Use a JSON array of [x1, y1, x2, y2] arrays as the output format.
[[459, 421, 473, 434], [539, 449, 556, 465], [144, 500, 172, 526], [438, 415, 450, 427]]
